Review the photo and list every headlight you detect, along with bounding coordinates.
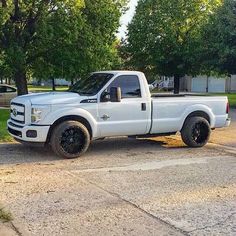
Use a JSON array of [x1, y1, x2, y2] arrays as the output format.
[[31, 106, 49, 123]]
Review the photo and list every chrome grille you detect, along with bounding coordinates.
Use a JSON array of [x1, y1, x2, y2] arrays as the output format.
[[10, 102, 25, 124]]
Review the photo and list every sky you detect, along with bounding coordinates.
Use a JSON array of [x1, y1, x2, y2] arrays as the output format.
[[118, 0, 138, 39]]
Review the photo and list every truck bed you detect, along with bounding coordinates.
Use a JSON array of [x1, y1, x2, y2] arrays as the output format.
[[150, 94, 228, 134]]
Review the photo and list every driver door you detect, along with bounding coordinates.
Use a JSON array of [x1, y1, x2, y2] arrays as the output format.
[[97, 75, 150, 137]]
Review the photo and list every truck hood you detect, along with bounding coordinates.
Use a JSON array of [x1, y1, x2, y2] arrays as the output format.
[[12, 92, 88, 105]]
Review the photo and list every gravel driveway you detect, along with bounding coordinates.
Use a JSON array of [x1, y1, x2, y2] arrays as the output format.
[[0, 111, 235, 236]]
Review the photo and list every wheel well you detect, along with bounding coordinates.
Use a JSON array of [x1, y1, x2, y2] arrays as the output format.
[[46, 115, 93, 143], [183, 111, 211, 127]]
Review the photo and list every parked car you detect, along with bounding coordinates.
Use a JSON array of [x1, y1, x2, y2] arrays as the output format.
[[7, 71, 231, 159], [0, 84, 17, 107]]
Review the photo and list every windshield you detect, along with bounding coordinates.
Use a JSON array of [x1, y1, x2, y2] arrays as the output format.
[[69, 73, 114, 96]]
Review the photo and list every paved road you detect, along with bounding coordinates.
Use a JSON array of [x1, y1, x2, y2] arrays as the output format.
[[0, 111, 235, 236], [210, 109, 236, 148]]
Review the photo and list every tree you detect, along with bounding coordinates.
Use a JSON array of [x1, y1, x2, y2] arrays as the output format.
[[0, 0, 126, 95], [125, 0, 222, 93], [0, 0, 85, 95], [33, 0, 126, 83], [201, 0, 236, 75]]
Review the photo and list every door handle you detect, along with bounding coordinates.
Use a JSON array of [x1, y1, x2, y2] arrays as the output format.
[[101, 114, 110, 120], [141, 103, 146, 111]]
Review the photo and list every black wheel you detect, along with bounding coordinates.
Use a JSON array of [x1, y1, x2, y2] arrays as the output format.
[[181, 116, 211, 147], [50, 121, 90, 159]]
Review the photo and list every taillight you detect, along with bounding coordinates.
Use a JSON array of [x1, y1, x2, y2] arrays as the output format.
[[226, 102, 230, 114]]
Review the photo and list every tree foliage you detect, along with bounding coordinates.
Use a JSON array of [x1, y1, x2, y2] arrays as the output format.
[[125, 0, 222, 92], [0, 0, 126, 95], [201, 0, 236, 75]]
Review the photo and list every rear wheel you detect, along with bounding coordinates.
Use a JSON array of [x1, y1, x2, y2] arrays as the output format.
[[50, 121, 90, 159], [181, 116, 211, 147]]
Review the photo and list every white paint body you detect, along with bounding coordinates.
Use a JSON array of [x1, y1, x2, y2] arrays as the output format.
[[7, 71, 230, 143]]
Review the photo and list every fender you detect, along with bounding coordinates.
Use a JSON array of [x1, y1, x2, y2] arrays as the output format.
[[43, 107, 99, 138], [180, 104, 216, 129]]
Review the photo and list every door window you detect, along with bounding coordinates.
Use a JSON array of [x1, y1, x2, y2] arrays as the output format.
[[107, 75, 141, 99], [6, 86, 16, 93], [0, 86, 16, 93], [0, 86, 7, 93]]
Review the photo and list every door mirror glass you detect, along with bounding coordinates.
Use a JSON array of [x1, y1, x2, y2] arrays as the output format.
[[110, 87, 121, 103]]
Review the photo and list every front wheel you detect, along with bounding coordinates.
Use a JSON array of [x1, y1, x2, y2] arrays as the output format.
[[181, 116, 211, 147], [50, 121, 90, 159]]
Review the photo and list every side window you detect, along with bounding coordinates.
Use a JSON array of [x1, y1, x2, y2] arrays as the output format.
[[108, 75, 141, 98], [6, 87, 16, 93], [0, 86, 7, 93]]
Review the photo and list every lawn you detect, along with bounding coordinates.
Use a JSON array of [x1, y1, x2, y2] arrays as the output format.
[[28, 85, 68, 92], [0, 109, 12, 142]]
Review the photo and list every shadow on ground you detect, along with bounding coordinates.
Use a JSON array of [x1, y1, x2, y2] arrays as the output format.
[[0, 137, 186, 165]]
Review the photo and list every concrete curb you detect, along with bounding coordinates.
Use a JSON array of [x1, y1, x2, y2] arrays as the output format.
[[11, 220, 30, 236], [0, 221, 30, 236], [207, 142, 236, 154], [0, 222, 18, 236]]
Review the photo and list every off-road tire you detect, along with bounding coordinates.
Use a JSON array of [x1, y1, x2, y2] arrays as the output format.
[[181, 116, 211, 147], [50, 121, 90, 159]]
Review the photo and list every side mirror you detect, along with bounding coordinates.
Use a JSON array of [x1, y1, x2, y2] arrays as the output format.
[[110, 87, 121, 102]]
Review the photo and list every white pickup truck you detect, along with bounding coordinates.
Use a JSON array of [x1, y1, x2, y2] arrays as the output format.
[[7, 71, 231, 158]]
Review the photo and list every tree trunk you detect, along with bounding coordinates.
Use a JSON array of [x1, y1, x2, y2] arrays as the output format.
[[0, 77, 3, 84], [206, 76, 209, 93], [52, 78, 56, 91], [14, 70, 28, 95], [174, 75, 180, 94]]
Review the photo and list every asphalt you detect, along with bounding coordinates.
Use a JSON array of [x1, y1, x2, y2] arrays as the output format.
[[0, 111, 235, 236]]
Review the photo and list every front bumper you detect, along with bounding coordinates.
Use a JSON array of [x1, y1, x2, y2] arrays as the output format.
[[7, 119, 50, 143]]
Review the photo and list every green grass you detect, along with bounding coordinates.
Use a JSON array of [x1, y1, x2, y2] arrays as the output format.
[[0, 207, 12, 222], [0, 109, 12, 143], [28, 85, 68, 93], [228, 94, 236, 107]]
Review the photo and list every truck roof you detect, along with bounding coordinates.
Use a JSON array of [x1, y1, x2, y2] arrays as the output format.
[[93, 70, 143, 76]]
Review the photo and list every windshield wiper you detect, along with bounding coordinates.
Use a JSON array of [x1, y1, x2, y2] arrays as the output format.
[[79, 92, 94, 96], [69, 90, 94, 96]]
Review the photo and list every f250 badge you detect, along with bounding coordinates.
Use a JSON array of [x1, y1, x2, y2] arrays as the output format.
[[81, 99, 97, 103]]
